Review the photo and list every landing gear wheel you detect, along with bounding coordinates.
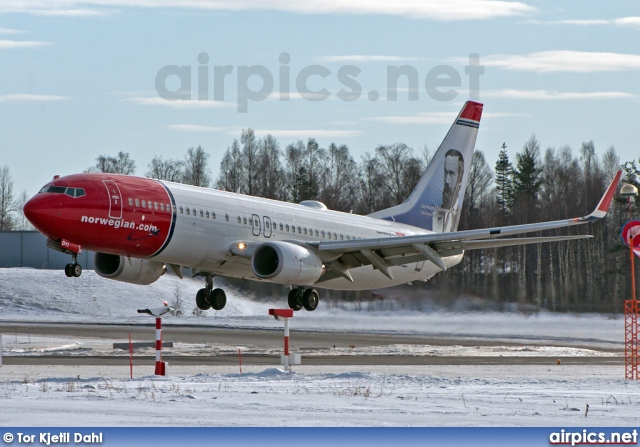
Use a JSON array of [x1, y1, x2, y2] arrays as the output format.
[[288, 289, 303, 311], [302, 289, 319, 311], [209, 288, 227, 311], [196, 288, 211, 310], [71, 263, 82, 277], [65, 263, 82, 277]]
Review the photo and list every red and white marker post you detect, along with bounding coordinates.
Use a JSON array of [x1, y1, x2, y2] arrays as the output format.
[[268, 309, 301, 372], [137, 302, 173, 376], [154, 317, 164, 375]]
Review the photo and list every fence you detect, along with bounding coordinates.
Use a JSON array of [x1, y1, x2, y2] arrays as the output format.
[[0, 231, 95, 269]]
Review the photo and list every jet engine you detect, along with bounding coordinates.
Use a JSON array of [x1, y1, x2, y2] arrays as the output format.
[[94, 252, 165, 285], [251, 241, 324, 285]]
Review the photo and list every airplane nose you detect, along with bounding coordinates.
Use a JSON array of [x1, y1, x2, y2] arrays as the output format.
[[23, 194, 48, 231], [23, 195, 37, 222]]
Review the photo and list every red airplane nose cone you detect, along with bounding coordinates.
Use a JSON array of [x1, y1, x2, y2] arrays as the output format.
[[23, 194, 49, 234], [23, 195, 37, 223]]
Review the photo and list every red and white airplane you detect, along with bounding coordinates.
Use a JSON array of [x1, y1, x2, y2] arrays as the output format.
[[24, 101, 621, 312]]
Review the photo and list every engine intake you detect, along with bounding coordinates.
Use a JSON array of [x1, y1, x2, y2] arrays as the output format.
[[94, 252, 165, 285], [251, 241, 323, 285]]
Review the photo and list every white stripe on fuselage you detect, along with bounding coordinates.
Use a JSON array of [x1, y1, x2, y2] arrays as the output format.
[[150, 181, 463, 291]]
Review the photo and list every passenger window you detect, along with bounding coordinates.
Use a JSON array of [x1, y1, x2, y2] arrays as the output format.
[[186, 208, 190, 215], [303, 228, 307, 235], [255, 219, 259, 226], [333, 233, 337, 239], [346, 235, 350, 240], [328, 232, 332, 240], [286, 224, 290, 232], [142, 200, 146, 208], [154, 202, 159, 210], [212, 212, 216, 219], [321, 230, 325, 238], [225, 214, 229, 221], [179, 206, 183, 214], [266, 221, 270, 229], [243, 217, 247, 224], [128, 198, 133, 206], [160, 203, 164, 211], [206, 211, 209, 218], [237, 216, 241, 224], [340, 234, 344, 240], [280, 223, 283, 231], [200, 210, 204, 217]]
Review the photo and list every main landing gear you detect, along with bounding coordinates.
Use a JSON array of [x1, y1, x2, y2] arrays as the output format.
[[195, 272, 227, 311], [288, 287, 319, 312], [64, 254, 82, 278]]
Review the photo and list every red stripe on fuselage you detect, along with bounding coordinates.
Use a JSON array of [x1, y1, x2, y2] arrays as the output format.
[[25, 173, 173, 258]]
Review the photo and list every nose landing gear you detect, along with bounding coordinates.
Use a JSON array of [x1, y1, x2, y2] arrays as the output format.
[[64, 258, 82, 278], [47, 239, 83, 278]]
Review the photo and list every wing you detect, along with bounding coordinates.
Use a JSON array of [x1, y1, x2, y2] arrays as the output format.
[[302, 170, 621, 282], [227, 171, 620, 283]]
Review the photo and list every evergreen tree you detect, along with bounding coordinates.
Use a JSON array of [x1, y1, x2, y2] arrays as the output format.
[[494, 143, 514, 222], [513, 135, 543, 222]]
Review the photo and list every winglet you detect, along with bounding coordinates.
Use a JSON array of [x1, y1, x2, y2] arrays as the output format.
[[583, 170, 622, 220]]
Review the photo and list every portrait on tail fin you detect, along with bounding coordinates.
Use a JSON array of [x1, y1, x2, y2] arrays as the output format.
[[368, 101, 482, 232], [433, 149, 464, 233]]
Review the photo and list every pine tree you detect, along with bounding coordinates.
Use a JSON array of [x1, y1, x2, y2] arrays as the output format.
[[494, 143, 514, 222], [513, 135, 543, 222]]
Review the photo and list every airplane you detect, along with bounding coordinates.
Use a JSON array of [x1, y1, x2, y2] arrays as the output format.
[[23, 101, 622, 312]]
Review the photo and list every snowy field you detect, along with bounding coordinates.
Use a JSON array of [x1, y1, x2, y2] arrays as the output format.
[[0, 268, 636, 426]]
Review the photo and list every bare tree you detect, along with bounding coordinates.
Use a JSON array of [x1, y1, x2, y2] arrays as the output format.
[[355, 152, 384, 214], [182, 146, 211, 187], [216, 139, 244, 192], [258, 134, 284, 200], [601, 146, 620, 181], [146, 156, 184, 181], [283, 140, 305, 202], [460, 150, 493, 230], [375, 143, 422, 208], [87, 151, 136, 175], [14, 190, 33, 231], [0, 166, 16, 231], [241, 129, 259, 196], [318, 143, 358, 211]]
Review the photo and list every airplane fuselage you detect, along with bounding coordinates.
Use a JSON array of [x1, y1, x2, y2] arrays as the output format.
[[25, 173, 462, 291]]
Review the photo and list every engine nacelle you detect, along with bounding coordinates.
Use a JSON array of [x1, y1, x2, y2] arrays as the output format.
[[251, 241, 324, 285], [94, 252, 165, 285]]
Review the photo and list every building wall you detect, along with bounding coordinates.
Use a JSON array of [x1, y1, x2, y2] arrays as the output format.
[[0, 231, 95, 269]]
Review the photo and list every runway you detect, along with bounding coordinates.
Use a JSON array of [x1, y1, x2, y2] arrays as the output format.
[[0, 322, 622, 366]]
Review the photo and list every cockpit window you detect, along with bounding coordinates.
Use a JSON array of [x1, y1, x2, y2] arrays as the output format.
[[44, 186, 67, 194], [40, 185, 85, 198], [65, 187, 86, 198]]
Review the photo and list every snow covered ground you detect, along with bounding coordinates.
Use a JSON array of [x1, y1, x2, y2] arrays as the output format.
[[0, 268, 636, 426]]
